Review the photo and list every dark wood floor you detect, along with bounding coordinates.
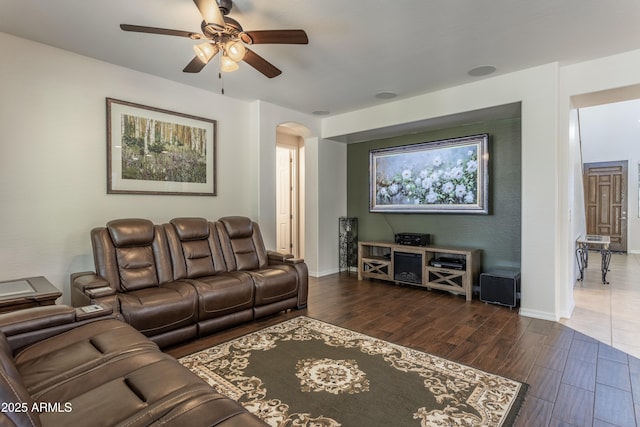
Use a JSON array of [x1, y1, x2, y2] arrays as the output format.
[[167, 273, 640, 426]]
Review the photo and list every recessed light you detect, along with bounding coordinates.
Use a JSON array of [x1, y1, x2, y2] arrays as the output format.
[[312, 110, 330, 116], [375, 91, 397, 99], [468, 65, 497, 77]]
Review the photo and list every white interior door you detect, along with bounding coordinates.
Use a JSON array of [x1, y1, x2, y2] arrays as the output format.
[[276, 146, 293, 254]]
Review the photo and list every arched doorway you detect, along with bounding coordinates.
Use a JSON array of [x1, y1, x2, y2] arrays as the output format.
[[276, 123, 308, 258]]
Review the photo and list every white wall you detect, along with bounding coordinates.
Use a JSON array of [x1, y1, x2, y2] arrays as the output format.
[[560, 107, 582, 318], [579, 99, 640, 253], [320, 48, 640, 321], [6, 27, 640, 319], [249, 100, 346, 277], [0, 32, 350, 301], [0, 33, 251, 302], [559, 49, 640, 319], [323, 64, 561, 320], [317, 139, 347, 276]]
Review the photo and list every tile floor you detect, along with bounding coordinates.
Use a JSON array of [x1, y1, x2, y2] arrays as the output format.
[[560, 251, 640, 359]]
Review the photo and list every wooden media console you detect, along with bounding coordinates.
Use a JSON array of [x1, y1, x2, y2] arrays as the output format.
[[357, 241, 481, 301]]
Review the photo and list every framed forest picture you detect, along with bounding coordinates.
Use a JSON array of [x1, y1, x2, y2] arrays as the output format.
[[106, 98, 216, 196]]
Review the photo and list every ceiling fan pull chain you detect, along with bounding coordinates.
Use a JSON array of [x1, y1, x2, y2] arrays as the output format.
[[219, 71, 224, 95]]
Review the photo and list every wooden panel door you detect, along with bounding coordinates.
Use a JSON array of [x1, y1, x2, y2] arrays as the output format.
[[583, 161, 628, 252]]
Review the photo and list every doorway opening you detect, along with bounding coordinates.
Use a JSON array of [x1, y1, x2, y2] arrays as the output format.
[[276, 125, 305, 258], [582, 160, 628, 252], [577, 96, 640, 254], [564, 91, 640, 346]]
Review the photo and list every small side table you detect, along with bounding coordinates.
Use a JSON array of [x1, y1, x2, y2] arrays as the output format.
[[0, 276, 62, 313], [576, 234, 612, 284]]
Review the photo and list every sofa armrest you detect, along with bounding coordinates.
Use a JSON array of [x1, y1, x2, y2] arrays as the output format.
[[85, 286, 116, 298], [266, 251, 308, 309], [0, 305, 76, 336], [267, 250, 294, 264], [0, 304, 116, 353], [267, 250, 304, 265], [71, 272, 114, 294], [71, 272, 118, 309], [74, 303, 114, 321]]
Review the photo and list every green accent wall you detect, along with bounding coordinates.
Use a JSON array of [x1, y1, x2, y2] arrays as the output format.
[[347, 117, 521, 271]]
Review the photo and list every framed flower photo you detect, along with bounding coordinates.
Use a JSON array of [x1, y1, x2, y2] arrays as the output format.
[[369, 134, 489, 214]]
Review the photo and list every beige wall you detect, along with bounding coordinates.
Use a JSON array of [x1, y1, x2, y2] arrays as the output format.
[[323, 64, 561, 320], [0, 33, 252, 301], [559, 49, 640, 319], [248, 100, 346, 277], [4, 27, 640, 319], [321, 47, 640, 321], [0, 32, 343, 301]]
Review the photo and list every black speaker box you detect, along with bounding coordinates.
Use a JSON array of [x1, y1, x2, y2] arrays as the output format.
[[480, 269, 521, 308]]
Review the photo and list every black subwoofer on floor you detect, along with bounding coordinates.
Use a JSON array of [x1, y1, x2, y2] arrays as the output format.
[[479, 269, 521, 308]]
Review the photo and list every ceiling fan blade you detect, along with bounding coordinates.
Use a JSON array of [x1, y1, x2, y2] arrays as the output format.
[[193, 0, 225, 30], [120, 24, 199, 39], [243, 48, 282, 78], [183, 56, 208, 73], [240, 30, 308, 45]]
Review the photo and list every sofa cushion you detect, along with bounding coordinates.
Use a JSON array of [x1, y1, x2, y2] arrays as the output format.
[[165, 218, 229, 280], [228, 237, 260, 271], [107, 218, 155, 247], [38, 355, 261, 426], [0, 332, 41, 427], [171, 217, 210, 240], [182, 240, 217, 278], [13, 319, 158, 396], [116, 246, 159, 291], [118, 282, 197, 337], [251, 266, 299, 307], [218, 216, 254, 238], [216, 217, 269, 271], [1, 311, 269, 427], [190, 272, 254, 320]]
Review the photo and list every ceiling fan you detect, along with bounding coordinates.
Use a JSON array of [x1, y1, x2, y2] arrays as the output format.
[[120, 0, 308, 78]]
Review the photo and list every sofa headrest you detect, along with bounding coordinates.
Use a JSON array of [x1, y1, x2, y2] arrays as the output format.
[[170, 217, 209, 241], [106, 218, 155, 247], [219, 216, 253, 238]]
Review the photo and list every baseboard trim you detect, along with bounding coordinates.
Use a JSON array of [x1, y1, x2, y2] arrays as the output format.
[[557, 300, 575, 320], [519, 308, 559, 322], [309, 268, 339, 277]]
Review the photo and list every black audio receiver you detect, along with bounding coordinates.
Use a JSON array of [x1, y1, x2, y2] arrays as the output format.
[[394, 233, 430, 247]]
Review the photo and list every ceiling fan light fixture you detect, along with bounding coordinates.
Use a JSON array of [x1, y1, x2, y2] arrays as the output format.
[[225, 40, 246, 62], [122, 0, 308, 79], [220, 54, 239, 72], [193, 42, 217, 63]]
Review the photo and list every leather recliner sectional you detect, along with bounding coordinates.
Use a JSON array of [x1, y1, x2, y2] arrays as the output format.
[[71, 216, 308, 348], [0, 305, 268, 426]]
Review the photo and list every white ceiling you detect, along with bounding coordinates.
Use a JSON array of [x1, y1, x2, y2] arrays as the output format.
[[2, 0, 640, 116]]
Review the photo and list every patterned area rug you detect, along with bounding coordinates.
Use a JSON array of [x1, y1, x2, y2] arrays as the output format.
[[179, 316, 527, 426]]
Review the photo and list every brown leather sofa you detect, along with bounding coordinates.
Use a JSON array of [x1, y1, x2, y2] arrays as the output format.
[[0, 305, 267, 426], [71, 216, 308, 348]]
